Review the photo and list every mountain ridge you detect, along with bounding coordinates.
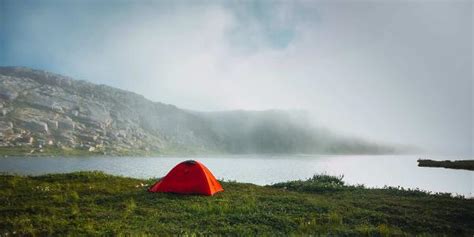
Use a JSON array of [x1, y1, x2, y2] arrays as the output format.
[[0, 66, 397, 156]]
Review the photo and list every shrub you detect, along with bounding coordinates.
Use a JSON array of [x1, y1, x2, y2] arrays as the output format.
[[271, 174, 346, 193]]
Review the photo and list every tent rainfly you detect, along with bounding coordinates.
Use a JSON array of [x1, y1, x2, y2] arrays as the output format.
[[149, 160, 223, 196]]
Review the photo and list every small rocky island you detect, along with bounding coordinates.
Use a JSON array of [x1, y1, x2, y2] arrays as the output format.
[[417, 159, 474, 171]]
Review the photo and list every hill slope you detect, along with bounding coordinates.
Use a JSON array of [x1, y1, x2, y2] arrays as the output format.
[[0, 67, 395, 155]]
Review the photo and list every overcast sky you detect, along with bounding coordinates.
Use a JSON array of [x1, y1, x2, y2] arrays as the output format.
[[1, 0, 472, 156]]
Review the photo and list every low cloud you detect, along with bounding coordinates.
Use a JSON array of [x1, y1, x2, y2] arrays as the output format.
[[2, 0, 472, 156]]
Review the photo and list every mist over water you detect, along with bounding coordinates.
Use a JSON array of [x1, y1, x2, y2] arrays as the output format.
[[1, 0, 472, 156]]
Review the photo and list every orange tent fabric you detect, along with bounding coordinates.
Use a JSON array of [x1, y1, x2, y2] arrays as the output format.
[[148, 160, 223, 196]]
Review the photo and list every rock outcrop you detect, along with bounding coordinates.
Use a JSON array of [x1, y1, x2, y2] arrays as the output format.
[[0, 67, 395, 155]]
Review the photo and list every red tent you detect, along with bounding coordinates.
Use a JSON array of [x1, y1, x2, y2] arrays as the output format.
[[149, 160, 223, 196]]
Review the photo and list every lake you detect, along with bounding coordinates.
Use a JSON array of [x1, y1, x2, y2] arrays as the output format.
[[0, 154, 472, 197]]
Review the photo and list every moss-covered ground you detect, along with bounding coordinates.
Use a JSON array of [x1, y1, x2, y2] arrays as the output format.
[[0, 172, 472, 236]]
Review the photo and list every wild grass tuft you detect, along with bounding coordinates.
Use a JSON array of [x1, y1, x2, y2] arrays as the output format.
[[271, 174, 346, 193]]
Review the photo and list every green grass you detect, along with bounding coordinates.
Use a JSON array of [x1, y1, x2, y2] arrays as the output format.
[[0, 172, 472, 236]]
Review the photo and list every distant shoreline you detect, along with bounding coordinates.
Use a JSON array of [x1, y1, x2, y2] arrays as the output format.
[[0, 146, 400, 158], [417, 159, 474, 171]]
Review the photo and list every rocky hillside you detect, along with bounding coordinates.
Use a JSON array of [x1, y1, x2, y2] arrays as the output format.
[[0, 67, 395, 155]]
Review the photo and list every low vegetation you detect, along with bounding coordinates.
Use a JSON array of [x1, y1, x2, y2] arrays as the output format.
[[0, 172, 472, 235]]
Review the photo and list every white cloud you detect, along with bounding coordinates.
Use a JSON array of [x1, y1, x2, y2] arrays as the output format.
[[4, 0, 472, 155]]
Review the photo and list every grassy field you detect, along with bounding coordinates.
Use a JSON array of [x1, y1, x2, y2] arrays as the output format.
[[0, 172, 472, 236]]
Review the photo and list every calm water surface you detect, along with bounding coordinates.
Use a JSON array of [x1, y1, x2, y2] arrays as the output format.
[[0, 155, 472, 197]]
